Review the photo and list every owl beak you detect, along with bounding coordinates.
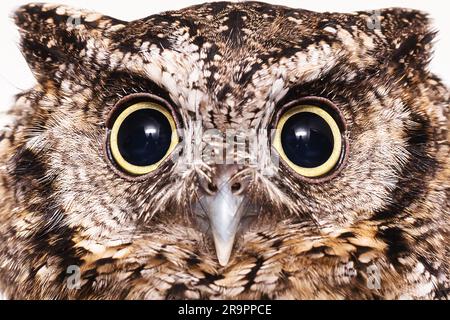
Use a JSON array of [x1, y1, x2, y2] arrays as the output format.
[[207, 188, 244, 266], [195, 165, 249, 266], [197, 172, 246, 266]]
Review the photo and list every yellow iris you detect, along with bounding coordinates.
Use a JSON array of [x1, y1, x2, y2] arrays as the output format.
[[273, 105, 342, 177], [109, 102, 178, 175]]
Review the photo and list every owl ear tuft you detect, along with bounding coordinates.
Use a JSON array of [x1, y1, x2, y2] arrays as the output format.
[[13, 3, 127, 81], [374, 8, 436, 70]]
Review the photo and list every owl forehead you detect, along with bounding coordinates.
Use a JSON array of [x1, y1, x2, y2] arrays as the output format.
[[107, 2, 376, 129]]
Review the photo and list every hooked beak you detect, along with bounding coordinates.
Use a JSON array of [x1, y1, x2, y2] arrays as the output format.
[[196, 166, 248, 266], [205, 184, 244, 266]]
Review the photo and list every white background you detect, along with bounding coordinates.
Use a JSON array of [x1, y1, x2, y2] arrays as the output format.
[[0, 0, 449, 113]]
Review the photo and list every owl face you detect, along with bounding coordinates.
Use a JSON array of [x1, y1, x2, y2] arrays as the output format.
[[1, 2, 448, 299]]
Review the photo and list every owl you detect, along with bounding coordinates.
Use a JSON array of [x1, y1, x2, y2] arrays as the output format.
[[0, 1, 448, 300]]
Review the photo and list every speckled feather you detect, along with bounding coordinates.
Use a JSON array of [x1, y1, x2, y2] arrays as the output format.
[[0, 1, 448, 299]]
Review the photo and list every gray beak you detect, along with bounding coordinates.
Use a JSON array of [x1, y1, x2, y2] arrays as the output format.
[[203, 181, 244, 266], [196, 165, 248, 266]]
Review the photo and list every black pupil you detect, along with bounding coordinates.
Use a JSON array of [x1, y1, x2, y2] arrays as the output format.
[[117, 108, 172, 167], [281, 111, 334, 168]]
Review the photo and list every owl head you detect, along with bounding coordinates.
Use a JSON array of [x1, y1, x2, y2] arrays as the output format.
[[0, 2, 448, 299]]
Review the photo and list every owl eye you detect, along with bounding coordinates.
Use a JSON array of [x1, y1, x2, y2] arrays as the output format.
[[109, 101, 178, 176], [274, 104, 343, 178]]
